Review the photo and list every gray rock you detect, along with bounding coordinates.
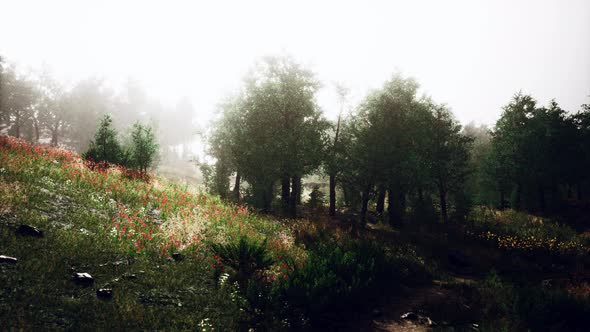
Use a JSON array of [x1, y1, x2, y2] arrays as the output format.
[[17, 224, 44, 237], [401, 312, 419, 320], [73, 272, 94, 286], [97, 288, 113, 299], [123, 273, 137, 280], [0, 255, 17, 264]]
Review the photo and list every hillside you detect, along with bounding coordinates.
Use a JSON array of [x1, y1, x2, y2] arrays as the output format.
[[1, 136, 590, 331]]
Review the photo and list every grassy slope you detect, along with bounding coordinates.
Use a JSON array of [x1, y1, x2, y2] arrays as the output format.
[[2, 136, 590, 331], [0, 137, 295, 330]]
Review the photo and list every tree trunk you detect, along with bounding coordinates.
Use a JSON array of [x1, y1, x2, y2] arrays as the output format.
[[51, 128, 58, 146], [33, 118, 40, 143], [439, 187, 448, 223], [289, 175, 300, 218], [418, 187, 424, 205], [15, 112, 20, 138], [328, 112, 342, 217], [387, 185, 402, 226], [399, 189, 406, 218], [329, 173, 336, 216], [281, 175, 290, 213], [262, 183, 273, 213], [360, 185, 371, 225], [297, 177, 303, 205], [376, 187, 386, 214], [232, 172, 241, 201], [515, 183, 522, 210], [538, 185, 546, 211]]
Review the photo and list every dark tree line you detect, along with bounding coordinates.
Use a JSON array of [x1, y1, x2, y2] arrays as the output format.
[[205, 56, 590, 225], [205, 58, 473, 224], [0, 56, 194, 157], [478, 93, 590, 213]]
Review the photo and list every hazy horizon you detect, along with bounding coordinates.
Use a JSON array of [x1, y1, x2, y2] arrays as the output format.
[[1, 0, 589, 128]]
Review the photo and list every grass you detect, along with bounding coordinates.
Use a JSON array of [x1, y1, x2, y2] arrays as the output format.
[[0, 136, 436, 330], [467, 206, 589, 256], [0, 136, 300, 329], [2, 135, 589, 330]]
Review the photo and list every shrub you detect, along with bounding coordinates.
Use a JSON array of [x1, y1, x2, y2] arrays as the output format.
[[277, 239, 391, 321], [83, 114, 123, 166], [306, 184, 325, 211], [210, 236, 274, 288], [128, 122, 158, 175]]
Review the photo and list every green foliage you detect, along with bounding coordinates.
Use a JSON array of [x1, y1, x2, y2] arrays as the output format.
[[486, 93, 586, 211], [82, 117, 158, 176], [83, 114, 123, 165], [476, 271, 590, 331], [208, 56, 329, 213], [210, 236, 274, 286], [128, 122, 159, 174], [277, 239, 392, 318], [478, 271, 517, 319], [306, 184, 325, 210]]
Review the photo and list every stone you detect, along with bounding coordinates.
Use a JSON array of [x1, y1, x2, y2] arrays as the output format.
[[400, 312, 419, 320], [96, 288, 113, 299], [0, 255, 17, 264], [123, 273, 137, 280], [73, 272, 94, 286], [17, 224, 44, 237]]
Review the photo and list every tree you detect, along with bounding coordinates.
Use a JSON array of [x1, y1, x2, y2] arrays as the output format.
[[325, 83, 349, 217], [209, 56, 328, 216], [344, 74, 424, 226], [83, 114, 123, 165], [0, 64, 38, 139], [37, 70, 70, 146], [129, 122, 159, 175], [488, 93, 580, 212], [428, 104, 473, 223]]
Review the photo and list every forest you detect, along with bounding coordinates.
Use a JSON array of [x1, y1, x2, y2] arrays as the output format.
[[1, 16, 590, 332]]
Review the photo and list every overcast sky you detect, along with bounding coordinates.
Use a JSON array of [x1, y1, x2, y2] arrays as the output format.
[[1, 0, 589, 127]]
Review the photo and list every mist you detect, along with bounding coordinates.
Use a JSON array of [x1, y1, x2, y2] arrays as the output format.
[[2, 1, 590, 330]]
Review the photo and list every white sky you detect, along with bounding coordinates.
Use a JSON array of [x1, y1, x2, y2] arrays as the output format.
[[1, 0, 589, 127]]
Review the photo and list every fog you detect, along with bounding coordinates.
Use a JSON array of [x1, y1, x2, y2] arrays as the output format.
[[1, 0, 589, 162]]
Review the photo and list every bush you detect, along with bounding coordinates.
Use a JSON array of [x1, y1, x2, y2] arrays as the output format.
[[477, 271, 517, 320], [128, 122, 158, 175], [276, 239, 392, 321], [306, 184, 325, 211], [210, 236, 274, 288], [83, 114, 123, 166]]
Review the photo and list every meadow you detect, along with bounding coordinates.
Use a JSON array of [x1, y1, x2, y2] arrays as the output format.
[[1, 136, 589, 331]]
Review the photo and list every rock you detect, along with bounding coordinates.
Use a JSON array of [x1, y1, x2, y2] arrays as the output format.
[[73, 272, 94, 286], [448, 250, 471, 268], [0, 255, 17, 264], [17, 224, 44, 237], [123, 273, 137, 280], [172, 252, 184, 261], [401, 312, 435, 326], [419, 316, 436, 326], [400, 312, 419, 320], [96, 288, 113, 299]]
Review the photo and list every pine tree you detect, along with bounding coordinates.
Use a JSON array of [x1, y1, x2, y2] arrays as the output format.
[[83, 114, 123, 165], [129, 122, 158, 175]]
